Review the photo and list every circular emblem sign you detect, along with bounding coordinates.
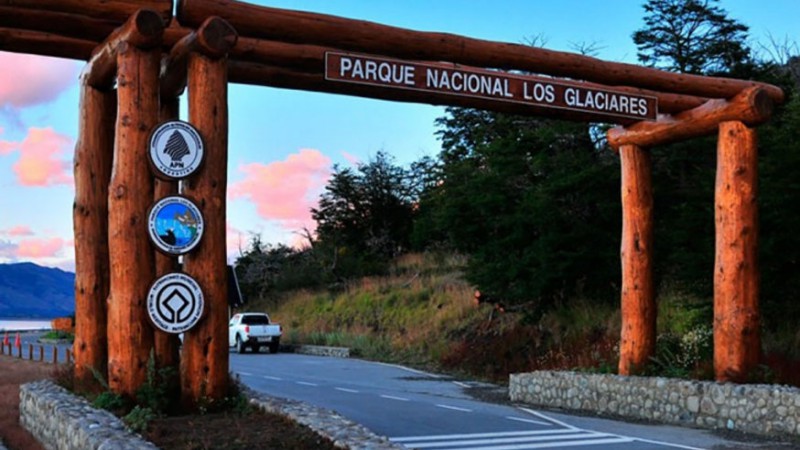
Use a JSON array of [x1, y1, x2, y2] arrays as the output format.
[[147, 273, 204, 334], [149, 121, 204, 179], [148, 196, 204, 255]]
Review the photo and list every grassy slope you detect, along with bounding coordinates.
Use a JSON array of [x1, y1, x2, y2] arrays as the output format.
[[244, 253, 800, 386]]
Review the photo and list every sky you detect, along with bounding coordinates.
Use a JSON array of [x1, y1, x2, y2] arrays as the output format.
[[0, 0, 798, 271]]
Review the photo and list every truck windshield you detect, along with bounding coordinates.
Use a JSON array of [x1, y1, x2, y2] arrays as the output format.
[[241, 315, 270, 325]]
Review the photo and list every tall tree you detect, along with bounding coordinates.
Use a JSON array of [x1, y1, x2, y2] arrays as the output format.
[[416, 109, 621, 312], [312, 152, 419, 277], [633, 0, 751, 75]]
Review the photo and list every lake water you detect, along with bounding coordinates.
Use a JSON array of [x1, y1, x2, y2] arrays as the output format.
[[0, 319, 52, 332]]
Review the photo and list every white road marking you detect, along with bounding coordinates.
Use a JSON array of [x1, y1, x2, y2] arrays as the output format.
[[296, 381, 318, 386], [453, 381, 471, 388], [404, 432, 625, 449], [505, 416, 551, 426], [392, 430, 579, 442], [443, 436, 635, 449], [237, 371, 253, 376], [612, 436, 707, 450], [519, 408, 579, 431], [335, 387, 359, 393], [375, 361, 443, 378], [435, 404, 473, 412], [262, 375, 282, 381], [518, 409, 708, 450], [381, 394, 410, 402]]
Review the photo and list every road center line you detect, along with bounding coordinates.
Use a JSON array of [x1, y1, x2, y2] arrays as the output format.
[[505, 416, 551, 426], [237, 371, 253, 376], [380, 394, 410, 401], [296, 381, 318, 386], [263, 375, 282, 381], [453, 381, 470, 388], [435, 404, 472, 412], [335, 387, 359, 393]]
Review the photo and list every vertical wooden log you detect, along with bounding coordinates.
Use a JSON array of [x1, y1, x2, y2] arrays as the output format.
[[107, 41, 159, 398], [181, 52, 229, 406], [714, 121, 760, 382], [618, 144, 656, 375], [153, 97, 181, 371], [28, 343, 33, 360], [73, 83, 115, 388], [53, 346, 58, 364], [39, 345, 44, 362]]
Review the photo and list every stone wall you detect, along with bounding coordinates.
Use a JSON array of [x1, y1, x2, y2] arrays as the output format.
[[20, 378, 399, 450], [19, 380, 156, 450], [294, 345, 351, 358], [510, 371, 800, 438]]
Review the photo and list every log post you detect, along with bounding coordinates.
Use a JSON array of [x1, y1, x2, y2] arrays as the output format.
[[73, 82, 115, 389], [153, 97, 181, 372], [714, 121, 760, 383], [106, 38, 161, 398], [618, 144, 656, 375], [181, 47, 231, 407]]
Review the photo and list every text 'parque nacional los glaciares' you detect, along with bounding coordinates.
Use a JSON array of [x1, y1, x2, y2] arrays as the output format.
[[325, 52, 658, 121]]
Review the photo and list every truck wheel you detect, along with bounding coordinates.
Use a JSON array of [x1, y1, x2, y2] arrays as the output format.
[[236, 335, 246, 354], [269, 339, 280, 354]]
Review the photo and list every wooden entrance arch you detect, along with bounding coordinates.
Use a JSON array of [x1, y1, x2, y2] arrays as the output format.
[[0, 0, 783, 403]]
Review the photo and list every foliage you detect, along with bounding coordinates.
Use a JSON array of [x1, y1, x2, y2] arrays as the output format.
[[93, 391, 127, 414], [123, 405, 156, 433], [40, 330, 74, 342], [414, 109, 621, 313], [312, 152, 425, 278], [633, 0, 751, 75], [135, 351, 179, 415]]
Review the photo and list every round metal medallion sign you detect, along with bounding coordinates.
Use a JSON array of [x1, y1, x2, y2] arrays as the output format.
[[148, 196, 204, 255], [147, 273, 204, 334], [149, 120, 204, 179]]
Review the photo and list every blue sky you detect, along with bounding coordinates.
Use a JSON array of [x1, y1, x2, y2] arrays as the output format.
[[0, 0, 797, 270]]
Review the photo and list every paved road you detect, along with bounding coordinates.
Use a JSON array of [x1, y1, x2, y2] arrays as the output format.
[[231, 353, 793, 450]]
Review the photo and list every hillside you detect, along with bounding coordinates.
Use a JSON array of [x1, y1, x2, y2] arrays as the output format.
[[0, 262, 75, 318]]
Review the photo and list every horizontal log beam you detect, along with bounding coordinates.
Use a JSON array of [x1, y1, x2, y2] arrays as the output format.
[[83, 9, 165, 90], [178, 0, 784, 104], [0, 7, 118, 43], [229, 39, 706, 114], [0, 27, 95, 60], [161, 16, 237, 99], [229, 61, 632, 124], [607, 87, 774, 149], [0, 0, 172, 23]]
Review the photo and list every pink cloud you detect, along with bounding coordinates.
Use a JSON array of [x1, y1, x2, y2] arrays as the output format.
[[16, 237, 65, 258], [1, 127, 74, 187], [341, 151, 361, 166], [226, 222, 247, 260], [229, 149, 332, 232], [0, 53, 78, 109], [5, 225, 34, 237]]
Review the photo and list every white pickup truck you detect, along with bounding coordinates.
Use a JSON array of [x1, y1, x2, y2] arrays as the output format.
[[228, 312, 282, 353]]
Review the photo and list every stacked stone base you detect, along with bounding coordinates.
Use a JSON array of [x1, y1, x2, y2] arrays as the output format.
[[20, 379, 399, 450], [510, 371, 800, 438]]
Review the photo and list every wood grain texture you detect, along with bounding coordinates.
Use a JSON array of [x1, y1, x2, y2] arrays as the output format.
[[714, 121, 760, 383], [618, 144, 656, 375], [607, 87, 774, 149], [73, 84, 116, 389], [153, 97, 181, 372], [181, 52, 230, 407], [178, 0, 784, 104], [106, 43, 160, 398]]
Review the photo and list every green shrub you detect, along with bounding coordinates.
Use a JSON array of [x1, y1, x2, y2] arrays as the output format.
[[123, 406, 156, 433]]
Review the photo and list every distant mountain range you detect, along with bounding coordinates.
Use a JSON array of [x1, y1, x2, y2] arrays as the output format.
[[0, 263, 75, 318]]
